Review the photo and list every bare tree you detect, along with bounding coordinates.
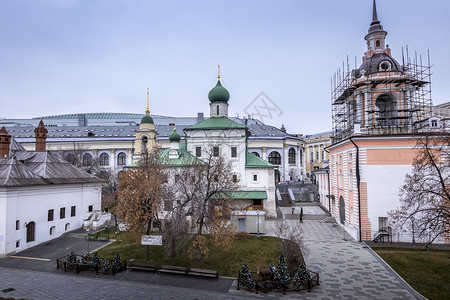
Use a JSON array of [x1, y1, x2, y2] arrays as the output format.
[[390, 132, 450, 247], [274, 220, 305, 272], [169, 144, 240, 260], [116, 150, 168, 235]]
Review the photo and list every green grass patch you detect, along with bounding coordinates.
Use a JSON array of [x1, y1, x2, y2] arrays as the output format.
[[95, 227, 303, 277], [373, 247, 450, 300]]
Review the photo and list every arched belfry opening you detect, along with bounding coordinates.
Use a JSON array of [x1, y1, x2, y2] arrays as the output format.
[[375, 93, 396, 126]]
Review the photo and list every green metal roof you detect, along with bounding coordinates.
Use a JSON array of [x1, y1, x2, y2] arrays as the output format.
[[245, 151, 275, 168], [212, 191, 267, 199], [184, 117, 246, 131], [126, 143, 202, 168], [159, 148, 202, 167]]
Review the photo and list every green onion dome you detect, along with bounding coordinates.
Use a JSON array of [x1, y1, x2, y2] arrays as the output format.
[[141, 114, 154, 124], [169, 128, 181, 142], [208, 80, 230, 103]]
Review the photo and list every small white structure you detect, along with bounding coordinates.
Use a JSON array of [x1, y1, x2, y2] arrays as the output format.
[[0, 127, 102, 257]]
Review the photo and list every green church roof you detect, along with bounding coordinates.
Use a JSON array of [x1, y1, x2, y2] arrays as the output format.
[[245, 151, 275, 168], [169, 128, 181, 141], [141, 114, 154, 124], [184, 117, 246, 131], [208, 80, 230, 103]]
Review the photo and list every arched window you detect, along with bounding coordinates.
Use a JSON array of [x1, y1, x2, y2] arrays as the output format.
[[268, 151, 281, 165], [65, 223, 70, 231], [375, 94, 396, 126], [251, 151, 260, 157], [66, 153, 76, 165], [339, 196, 345, 225], [82, 153, 92, 167], [216, 105, 219, 115], [50, 226, 56, 235], [99, 153, 109, 166], [288, 148, 296, 164], [141, 136, 148, 153], [376, 40, 381, 48], [26, 222, 35, 243], [117, 152, 127, 166]]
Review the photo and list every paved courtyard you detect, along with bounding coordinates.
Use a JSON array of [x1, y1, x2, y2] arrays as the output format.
[[0, 204, 425, 300]]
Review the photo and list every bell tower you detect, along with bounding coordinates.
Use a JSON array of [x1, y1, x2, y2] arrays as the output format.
[[134, 88, 157, 162]]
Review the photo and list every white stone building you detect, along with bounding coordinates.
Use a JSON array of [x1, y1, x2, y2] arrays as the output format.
[[0, 126, 102, 257]]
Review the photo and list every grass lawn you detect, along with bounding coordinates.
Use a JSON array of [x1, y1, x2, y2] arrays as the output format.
[[95, 227, 303, 277], [373, 247, 450, 300]]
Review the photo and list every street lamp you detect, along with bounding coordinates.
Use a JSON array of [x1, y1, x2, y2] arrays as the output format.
[[86, 228, 91, 255], [257, 211, 260, 238]]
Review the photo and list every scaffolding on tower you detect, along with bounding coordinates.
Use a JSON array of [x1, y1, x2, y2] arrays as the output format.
[[331, 47, 432, 144]]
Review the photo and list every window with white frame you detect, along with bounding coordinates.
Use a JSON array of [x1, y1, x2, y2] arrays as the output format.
[[288, 148, 296, 164], [231, 147, 237, 158], [268, 151, 281, 165], [339, 170, 343, 189], [100, 153, 109, 166], [117, 152, 127, 166], [348, 152, 352, 163]]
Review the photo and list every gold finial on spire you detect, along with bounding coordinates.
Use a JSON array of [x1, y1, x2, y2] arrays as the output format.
[[218, 64, 221, 81], [174, 118, 176, 130], [145, 88, 150, 115]]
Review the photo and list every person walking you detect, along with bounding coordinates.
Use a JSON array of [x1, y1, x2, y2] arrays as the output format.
[[291, 205, 295, 214], [299, 207, 303, 223]]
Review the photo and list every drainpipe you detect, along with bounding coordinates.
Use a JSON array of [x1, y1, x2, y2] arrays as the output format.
[[324, 149, 331, 213], [349, 138, 362, 242]]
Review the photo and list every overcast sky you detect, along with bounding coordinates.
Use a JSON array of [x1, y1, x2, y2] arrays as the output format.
[[1, 0, 449, 134]]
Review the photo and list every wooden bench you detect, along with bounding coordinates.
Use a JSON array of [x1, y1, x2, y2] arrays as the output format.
[[85, 233, 97, 241], [128, 262, 157, 272], [158, 265, 188, 275], [97, 234, 110, 242], [188, 267, 218, 278]]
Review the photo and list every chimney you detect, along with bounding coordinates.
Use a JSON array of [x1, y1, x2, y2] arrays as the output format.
[[34, 120, 48, 151], [197, 112, 204, 123], [0, 126, 11, 157]]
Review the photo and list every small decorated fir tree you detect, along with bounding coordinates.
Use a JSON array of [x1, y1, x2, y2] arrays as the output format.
[[275, 255, 290, 282], [68, 251, 76, 263], [92, 251, 100, 265], [293, 263, 310, 288], [240, 262, 255, 289]]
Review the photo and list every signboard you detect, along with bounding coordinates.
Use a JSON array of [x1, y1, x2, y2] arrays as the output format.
[[141, 235, 162, 246]]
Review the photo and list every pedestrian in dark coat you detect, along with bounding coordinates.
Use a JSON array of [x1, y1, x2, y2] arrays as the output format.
[[299, 207, 303, 223]]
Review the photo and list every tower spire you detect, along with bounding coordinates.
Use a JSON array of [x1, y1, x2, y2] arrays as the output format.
[[217, 64, 221, 81], [367, 0, 384, 34], [145, 88, 150, 115], [372, 0, 379, 24]]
